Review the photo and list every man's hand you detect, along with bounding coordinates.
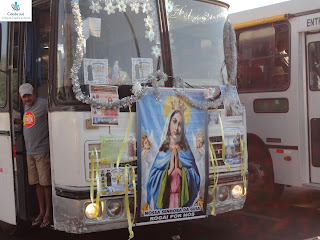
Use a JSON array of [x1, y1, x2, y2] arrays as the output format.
[[14, 118, 23, 125]]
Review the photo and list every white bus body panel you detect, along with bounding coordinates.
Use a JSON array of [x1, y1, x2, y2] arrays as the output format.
[[230, 1, 320, 187], [49, 111, 136, 186], [0, 112, 16, 225], [229, 0, 320, 25]]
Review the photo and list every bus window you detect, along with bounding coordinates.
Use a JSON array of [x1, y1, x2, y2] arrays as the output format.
[[253, 98, 289, 113], [0, 23, 6, 107], [308, 41, 320, 91], [55, 0, 162, 104], [237, 23, 290, 92], [166, 0, 228, 87]]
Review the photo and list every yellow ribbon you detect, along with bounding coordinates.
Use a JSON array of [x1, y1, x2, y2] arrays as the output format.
[[209, 141, 218, 216], [116, 104, 133, 184], [240, 139, 247, 196], [125, 164, 137, 240], [216, 109, 230, 170], [90, 147, 101, 219]]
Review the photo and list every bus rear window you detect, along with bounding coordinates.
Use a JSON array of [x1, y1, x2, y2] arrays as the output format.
[[237, 23, 290, 92]]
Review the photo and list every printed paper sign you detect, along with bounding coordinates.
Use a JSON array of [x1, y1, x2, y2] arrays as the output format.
[[208, 110, 220, 126], [90, 85, 119, 126], [224, 127, 244, 165], [137, 88, 208, 224], [132, 58, 153, 83], [84, 58, 109, 84], [219, 85, 243, 122], [100, 167, 134, 196], [100, 135, 137, 164]]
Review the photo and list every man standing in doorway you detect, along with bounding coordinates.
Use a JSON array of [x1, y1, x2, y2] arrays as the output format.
[[17, 83, 52, 228]]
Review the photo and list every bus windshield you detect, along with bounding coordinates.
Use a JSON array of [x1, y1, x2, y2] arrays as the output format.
[[166, 0, 228, 87], [55, 0, 162, 103]]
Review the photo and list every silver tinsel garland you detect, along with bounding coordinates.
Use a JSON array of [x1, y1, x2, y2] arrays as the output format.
[[70, 0, 242, 111]]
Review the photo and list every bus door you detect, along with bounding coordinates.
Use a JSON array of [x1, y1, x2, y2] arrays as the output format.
[[0, 20, 34, 228], [0, 22, 17, 225], [307, 33, 320, 183]]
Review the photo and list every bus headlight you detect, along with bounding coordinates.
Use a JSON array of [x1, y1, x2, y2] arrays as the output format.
[[85, 202, 102, 219], [217, 187, 229, 202], [231, 185, 243, 199], [106, 200, 122, 218]]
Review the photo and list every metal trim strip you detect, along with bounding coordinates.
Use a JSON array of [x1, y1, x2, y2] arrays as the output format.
[[266, 145, 298, 150]]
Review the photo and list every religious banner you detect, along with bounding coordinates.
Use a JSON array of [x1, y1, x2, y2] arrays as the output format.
[[137, 88, 208, 224]]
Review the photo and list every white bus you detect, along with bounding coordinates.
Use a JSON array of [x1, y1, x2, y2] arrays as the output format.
[[0, 0, 247, 235], [229, 0, 320, 200]]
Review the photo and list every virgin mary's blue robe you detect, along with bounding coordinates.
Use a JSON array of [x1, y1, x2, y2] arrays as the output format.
[[146, 148, 200, 209]]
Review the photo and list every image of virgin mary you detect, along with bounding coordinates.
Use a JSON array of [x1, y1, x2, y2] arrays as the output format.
[[146, 107, 200, 209]]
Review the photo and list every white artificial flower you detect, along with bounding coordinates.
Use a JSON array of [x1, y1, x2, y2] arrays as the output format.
[[166, 1, 174, 13], [89, 1, 102, 13], [142, 2, 151, 13], [104, 2, 115, 14], [144, 15, 153, 28], [116, 1, 127, 12], [130, 2, 140, 14], [204, 88, 216, 99], [132, 82, 142, 94], [145, 29, 155, 41], [151, 45, 161, 57]]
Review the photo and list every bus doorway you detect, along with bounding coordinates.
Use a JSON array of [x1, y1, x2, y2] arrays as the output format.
[[307, 33, 320, 184], [0, 1, 51, 232]]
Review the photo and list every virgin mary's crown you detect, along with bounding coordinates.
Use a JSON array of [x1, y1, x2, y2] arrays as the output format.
[[170, 99, 187, 114]]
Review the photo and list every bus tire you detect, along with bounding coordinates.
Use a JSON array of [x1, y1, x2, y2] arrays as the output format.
[[245, 134, 284, 203]]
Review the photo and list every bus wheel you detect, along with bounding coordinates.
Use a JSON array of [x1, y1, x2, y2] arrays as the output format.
[[246, 161, 284, 202], [246, 134, 284, 203]]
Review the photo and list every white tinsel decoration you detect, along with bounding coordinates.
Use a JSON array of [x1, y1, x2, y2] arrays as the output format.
[[203, 88, 216, 100], [132, 82, 142, 94]]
